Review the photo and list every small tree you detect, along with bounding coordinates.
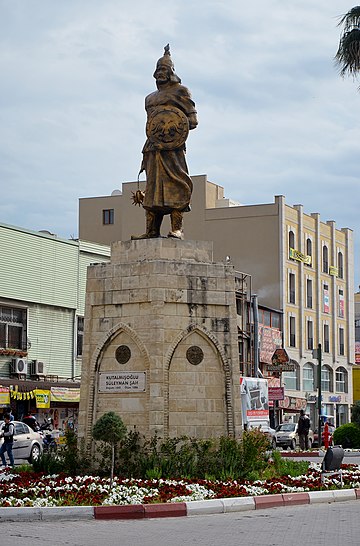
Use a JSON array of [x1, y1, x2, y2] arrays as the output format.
[[92, 412, 127, 481]]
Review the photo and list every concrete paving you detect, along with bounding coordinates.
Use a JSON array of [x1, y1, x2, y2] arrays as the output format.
[[1, 501, 360, 546]]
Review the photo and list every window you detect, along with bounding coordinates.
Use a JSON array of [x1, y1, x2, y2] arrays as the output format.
[[307, 319, 313, 350], [0, 306, 27, 350], [356, 318, 360, 342], [289, 273, 296, 304], [288, 230, 295, 253], [338, 289, 344, 318], [306, 279, 313, 308], [322, 245, 329, 274], [283, 361, 300, 390], [76, 316, 84, 357], [338, 251, 344, 279], [289, 316, 296, 347], [339, 327, 345, 356], [306, 238, 312, 266], [102, 209, 114, 225], [14, 422, 28, 435], [335, 366, 348, 393], [271, 313, 280, 329], [303, 362, 315, 391], [323, 324, 330, 353], [321, 366, 333, 392], [263, 310, 271, 327]]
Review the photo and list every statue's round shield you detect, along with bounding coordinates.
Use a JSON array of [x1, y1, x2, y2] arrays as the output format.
[[146, 105, 189, 150]]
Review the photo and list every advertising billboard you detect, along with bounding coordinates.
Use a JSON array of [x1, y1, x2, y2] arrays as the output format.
[[240, 377, 269, 424]]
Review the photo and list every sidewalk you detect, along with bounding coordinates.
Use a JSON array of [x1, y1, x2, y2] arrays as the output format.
[[0, 487, 359, 522]]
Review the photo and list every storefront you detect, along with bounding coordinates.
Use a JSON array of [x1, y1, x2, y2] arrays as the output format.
[[0, 380, 80, 432], [278, 395, 307, 423]]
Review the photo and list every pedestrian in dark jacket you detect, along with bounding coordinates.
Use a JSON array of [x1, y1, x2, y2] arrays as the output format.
[[297, 409, 311, 451], [0, 413, 15, 468]]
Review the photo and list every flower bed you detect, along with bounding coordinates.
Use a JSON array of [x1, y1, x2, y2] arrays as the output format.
[[1, 463, 360, 508]]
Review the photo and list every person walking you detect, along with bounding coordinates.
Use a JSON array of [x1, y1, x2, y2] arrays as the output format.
[[5, 407, 14, 421], [297, 409, 311, 451], [0, 413, 15, 468]]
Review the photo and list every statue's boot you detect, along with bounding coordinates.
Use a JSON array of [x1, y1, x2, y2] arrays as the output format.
[[131, 211, 162, 240], [168, 210, 184, 240]]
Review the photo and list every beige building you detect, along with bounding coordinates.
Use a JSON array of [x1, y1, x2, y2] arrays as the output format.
[[79, 175, 355, 426]]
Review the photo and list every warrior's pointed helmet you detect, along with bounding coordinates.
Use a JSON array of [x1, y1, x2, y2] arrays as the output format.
[[153, 44, 181, 83]]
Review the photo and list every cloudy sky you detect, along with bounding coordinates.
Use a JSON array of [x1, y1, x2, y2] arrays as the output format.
[[1, 1, 359, 286]]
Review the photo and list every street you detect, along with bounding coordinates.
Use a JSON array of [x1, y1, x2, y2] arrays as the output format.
[[283, 451, 360, 465], [1, 501, 359, 546]]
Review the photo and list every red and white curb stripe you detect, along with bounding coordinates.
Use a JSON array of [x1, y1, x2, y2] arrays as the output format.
[[0, 489, 359, 522]]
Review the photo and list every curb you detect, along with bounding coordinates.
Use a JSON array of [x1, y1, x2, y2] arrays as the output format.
[[0, 489, 359, 522]]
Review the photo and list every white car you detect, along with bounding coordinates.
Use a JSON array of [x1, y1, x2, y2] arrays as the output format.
[[273, 422, 314, 450], [248, 422, 276, 443], [0, 421, 43, 464]]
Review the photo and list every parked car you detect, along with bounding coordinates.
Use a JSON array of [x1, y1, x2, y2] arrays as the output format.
[[0, 420, 43, 464], [273, 422, 314, 450], [248, 422, 276, 444]]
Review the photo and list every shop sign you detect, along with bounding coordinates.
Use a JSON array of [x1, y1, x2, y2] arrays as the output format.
[[99, 372, 146, 393], [278, 396, 307, 411], [0, 386, 10, 406], [339, 292, 345, 318], [267, 349, 295, 372], [355, 342, 360, 364], [268, 386, 284, 401], [289, 248, 312, 265], [323, 288, 330, 313], [329, 266, 338, 276], [51, 387, 80, 403], [329, 395, 341, 403], [259, 327, 282, 365], [35, 389, 51, 409]]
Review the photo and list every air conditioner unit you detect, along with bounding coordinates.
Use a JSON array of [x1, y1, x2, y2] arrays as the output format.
[[10, 357, 28, 375], [30, 360, 46, 377]]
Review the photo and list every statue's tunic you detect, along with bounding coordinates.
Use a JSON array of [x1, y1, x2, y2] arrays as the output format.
[[142, 83, 197, 213]]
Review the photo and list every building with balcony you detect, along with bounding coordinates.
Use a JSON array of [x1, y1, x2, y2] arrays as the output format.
[[0, 222, 110, 425]]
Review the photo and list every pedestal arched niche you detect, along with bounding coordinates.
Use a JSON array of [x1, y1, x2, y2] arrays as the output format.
[[93, 323, 151, 436], [166, 327, 232, 439]]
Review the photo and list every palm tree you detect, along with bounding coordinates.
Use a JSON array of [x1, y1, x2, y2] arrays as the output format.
[[335, 6, 360, 79]]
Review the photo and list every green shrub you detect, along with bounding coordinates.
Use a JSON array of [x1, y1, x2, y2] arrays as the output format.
[[32, 430, 91, 475], [32, 451, 65, 474], [333, 422, 360, 448], [113, 430, 270, 481], [271, 450, 309, 477], [240, 429, 271, 478]]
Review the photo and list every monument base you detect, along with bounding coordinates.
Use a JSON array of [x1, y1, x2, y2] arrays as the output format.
[[78, 238, 242, 447]]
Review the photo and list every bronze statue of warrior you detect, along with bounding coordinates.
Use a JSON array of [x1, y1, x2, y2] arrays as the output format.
[[132, 44, 198, 240]]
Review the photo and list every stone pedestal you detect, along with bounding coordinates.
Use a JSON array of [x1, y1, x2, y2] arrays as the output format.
[[78, 238, 242, 447]]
